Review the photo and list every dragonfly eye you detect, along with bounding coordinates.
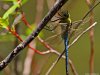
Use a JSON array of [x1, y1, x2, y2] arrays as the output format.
[[64, 13, 68, 17], [61, 11, 69, 18]]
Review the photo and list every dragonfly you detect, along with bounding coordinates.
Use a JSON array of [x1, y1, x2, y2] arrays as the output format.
[[45, 11, 94, 75], [44, 10, 91, 75], [58, 11, 71, 75], [44, 10, 73, 75]]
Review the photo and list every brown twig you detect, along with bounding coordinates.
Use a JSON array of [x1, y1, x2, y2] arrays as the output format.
[[68, 22, 97, 48], [22, 42, 35, 75], [69, 59, 78, 75], [22, 0, 44, 75], [86, 0, 96, 74]]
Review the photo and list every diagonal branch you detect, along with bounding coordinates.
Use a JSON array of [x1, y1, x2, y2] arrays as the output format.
[[0, 0, 68, 70]]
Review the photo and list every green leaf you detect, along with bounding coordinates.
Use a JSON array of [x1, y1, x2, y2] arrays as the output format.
[[2, 3, 19, 19], [0, 17, 9, 29], [2, 0, 28, 19]]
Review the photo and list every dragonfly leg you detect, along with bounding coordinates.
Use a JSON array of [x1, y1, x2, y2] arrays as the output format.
[[50, 18, 60, 22], [58, 12, 63, 18], [44, 26, 53, 31], [44, 25, 58, 32]]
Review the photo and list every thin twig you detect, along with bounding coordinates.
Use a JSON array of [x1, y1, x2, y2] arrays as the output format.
[[69, 1, 100, 38], [68, 22, 97, 48], [86, 0, 96, 74], [69, 59, 78, 75], [22, 42, 35, 75], [37, 32, 78, 75], [45, 53, 77, 75], [0, 0, 68, 70]]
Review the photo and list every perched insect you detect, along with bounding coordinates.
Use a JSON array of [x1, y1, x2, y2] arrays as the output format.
[[45, 10, 72, 75], [44, 10, 92, 75], [58, 11, 71, 75]]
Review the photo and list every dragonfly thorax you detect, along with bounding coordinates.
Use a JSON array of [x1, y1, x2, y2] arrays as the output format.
[[58, 11, 72, 39], [59, 11, 71, 24]]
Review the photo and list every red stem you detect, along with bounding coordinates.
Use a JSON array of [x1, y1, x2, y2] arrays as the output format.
[[21, 13, 57, 53], [21, 12, 55, 52], [6, 26, 43, 55], [86, 0, 95, 74], [21, 13, 33, 30]]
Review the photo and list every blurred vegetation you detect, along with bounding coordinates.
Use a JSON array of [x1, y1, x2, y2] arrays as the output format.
[[0, 0, 100, 75]]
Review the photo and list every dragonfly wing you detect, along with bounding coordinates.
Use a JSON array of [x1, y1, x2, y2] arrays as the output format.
[[72, 17, 90, 28], [69, 17, 91, 41]]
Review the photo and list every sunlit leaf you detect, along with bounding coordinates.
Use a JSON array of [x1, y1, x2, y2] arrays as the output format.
[[2, 0, 28, 19], [0, 17, 9, 29], [2, 3, 19, 19]]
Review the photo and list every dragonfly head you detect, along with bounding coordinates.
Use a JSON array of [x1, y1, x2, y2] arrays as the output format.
[[60, 11, 70, 19], [59, 11, 71, 24]]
